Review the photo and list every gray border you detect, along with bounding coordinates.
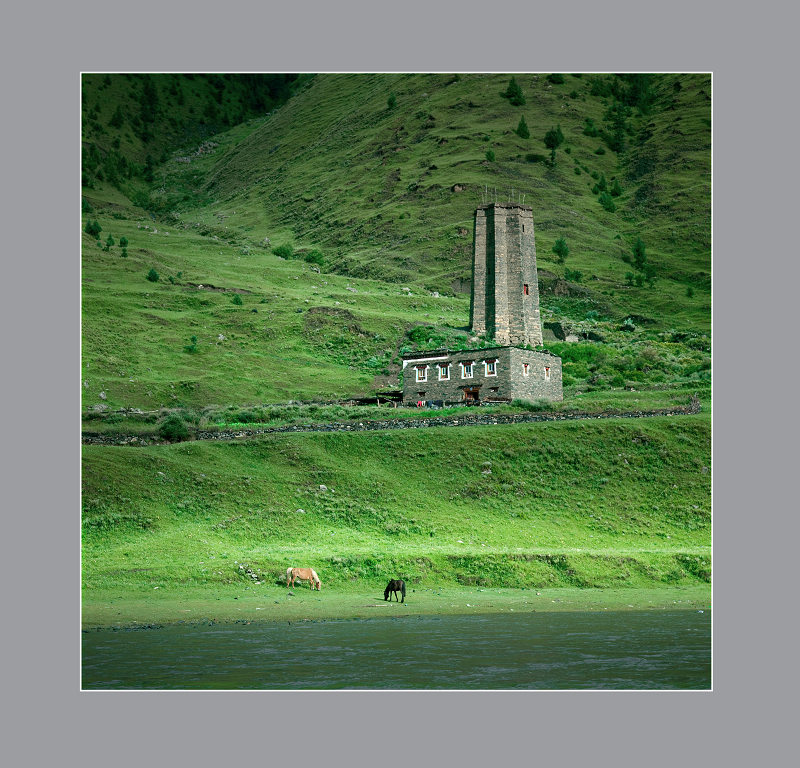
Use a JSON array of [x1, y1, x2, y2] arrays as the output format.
[[7, 0, 795, 764]]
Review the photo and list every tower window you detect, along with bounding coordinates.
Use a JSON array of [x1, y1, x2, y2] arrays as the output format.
[[523, 362, 530, 377], [416, 366, 428, 383], [545, 366, 551, 381], [461, 361, 474, 379], [438, 363, 450, 381], [485, 360, 497, 377], [523, 284, 529, 296]]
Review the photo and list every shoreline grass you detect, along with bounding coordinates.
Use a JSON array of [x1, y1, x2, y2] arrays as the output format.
[[82, 585, 711, 629]]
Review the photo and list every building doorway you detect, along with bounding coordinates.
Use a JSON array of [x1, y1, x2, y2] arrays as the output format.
[[464, 387, 480, 404]]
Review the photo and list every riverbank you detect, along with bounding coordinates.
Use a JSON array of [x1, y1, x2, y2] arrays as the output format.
[[82, 584, 711, 629]]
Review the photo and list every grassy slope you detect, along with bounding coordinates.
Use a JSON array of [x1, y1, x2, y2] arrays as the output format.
[[81, 75, 711, 625], [83, 414, 710, 619], [82, 73, 710, 413]]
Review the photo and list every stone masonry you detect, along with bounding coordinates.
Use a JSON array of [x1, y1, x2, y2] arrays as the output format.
[[470, 203, 543, 347], [403, 202, 562, 405], [401, 347, 562, 405]]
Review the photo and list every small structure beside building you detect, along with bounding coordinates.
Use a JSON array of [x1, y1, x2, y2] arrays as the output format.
[[402, 202, 563, 406]]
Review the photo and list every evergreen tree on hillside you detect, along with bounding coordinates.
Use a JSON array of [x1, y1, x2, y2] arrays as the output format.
[[515, 115, 530, 139], [552, 237, 569, 264], [503, 77, 526, 106]]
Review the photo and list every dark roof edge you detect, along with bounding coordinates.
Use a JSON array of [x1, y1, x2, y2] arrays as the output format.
[[402, 345, 559, 359]]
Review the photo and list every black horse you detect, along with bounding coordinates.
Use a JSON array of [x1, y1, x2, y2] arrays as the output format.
[[384, 579, 406, 603]]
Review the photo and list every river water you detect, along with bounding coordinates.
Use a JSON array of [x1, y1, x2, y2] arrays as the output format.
[[82, 610, 710, 689]]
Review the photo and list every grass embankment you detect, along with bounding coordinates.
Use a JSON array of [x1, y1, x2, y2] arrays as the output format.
[[81, 73, 710, 415], [82, 414, 711, 627]]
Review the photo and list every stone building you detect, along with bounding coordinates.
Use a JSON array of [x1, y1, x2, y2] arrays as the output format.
[[402, 202, 563, 405], [402, 346, 562, 405]]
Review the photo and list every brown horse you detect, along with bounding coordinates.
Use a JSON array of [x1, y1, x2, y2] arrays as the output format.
[[286, 567, 321, 590]]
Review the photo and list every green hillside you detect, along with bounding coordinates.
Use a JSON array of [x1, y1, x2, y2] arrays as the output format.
[[81, 73, 710, 415]]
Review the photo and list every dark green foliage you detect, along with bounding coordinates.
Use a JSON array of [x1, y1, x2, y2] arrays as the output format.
[[602, 100, 630, 152], [515, 115, 530, 139], [592, 174, 608, 195], [552, 237, 569, 264], [595, 147, 606, 155], [632, 237, 647, 270], [621, 317, 636, 331], [485, 150, 495, 162], [625, 272, 635, 286], [635, 273, 645, 287], [574, 167, 581, 175], [610, 178, 623, 197], [387, 92, 397, 110], [546, 74, 565, 84], [272, 244, 294, 259], [231, 293, 243, 305], [543, 125, 564, 150], [146, 268, 159, 282], [158, 414, 189, 442], [119, 236, 128, 248], [564, 268, 583, 283], [599, 192, 616, 212], [104, 234, 115, 251], [525, 153, 547, 163], [85, 220, 102, 238], [183, 335, 198, 353], [82, 198, 94, 213], [503, 76, 525, 106], [583, 118, 599, 137], [569, 90, 579, 99], [109, 106, 124, 128], [687, 286, 694, 298], [511, 398, 552, 412], [121, 249, 128, 258], [304, 249, 325, 266]]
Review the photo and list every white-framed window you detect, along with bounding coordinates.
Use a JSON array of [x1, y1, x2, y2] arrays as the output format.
[[544, 366, 551, 381], [438, 363, 450, 381], [523, 362, 530, 377], [460, 362, 473, 379], [484, 359, 497, 377], [415, 365, 428, 383]]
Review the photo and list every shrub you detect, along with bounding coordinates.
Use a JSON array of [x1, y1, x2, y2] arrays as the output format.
[[511, 398, 552, 412], [632, 237, 647, 270], [525, 153, 547, 163], [547, 73, 565, 84], [552, 237, 569, 264], [687, 286, 694, 298], [621, 317, 636, 332], [146, 268, 159, 282], [304, 249, 325, 266], [387, 92, 397, 110], [119, 236, 128, 248], [574, 167, 581, 175], [598, 192, 616, 212], [625, 272, 635, 286], [543, 125, 564, 150], [272, 244, 294, 259], [564, 268, 583, 283], [595, 146, 606, 155], [82, 198, 94, 214], [85, 220, 102, 238], [183, 335, 198, 353], [121, 248, 128, 258], [503, 76, 526, 106], [485, 150, 495, 162], [104, 234, 115, 251], [159, 414, 189, 442], [610, 178, 623, 197], [515, 115, 530, 139], [583, 118, 599, 137], [231, 293, 243, 305], [569, 90, 579, 99]]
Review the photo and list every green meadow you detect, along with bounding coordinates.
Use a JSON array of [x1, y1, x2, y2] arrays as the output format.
[[82, 74, 711, 626]]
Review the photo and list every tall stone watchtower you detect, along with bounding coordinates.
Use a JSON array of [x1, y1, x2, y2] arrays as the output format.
[[470, 203, 543, 347]]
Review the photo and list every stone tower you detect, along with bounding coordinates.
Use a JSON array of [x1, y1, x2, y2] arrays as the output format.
[[470, 203, 543, 347]]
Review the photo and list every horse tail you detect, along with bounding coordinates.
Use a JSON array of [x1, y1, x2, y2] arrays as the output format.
[[401, 580, 406, 598]]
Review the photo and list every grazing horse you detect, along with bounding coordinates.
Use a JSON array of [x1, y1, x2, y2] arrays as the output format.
[[286, 567, 321, 590], [384, 579, 406, 603]]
